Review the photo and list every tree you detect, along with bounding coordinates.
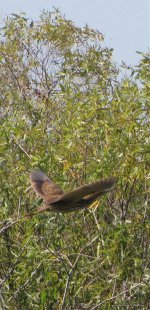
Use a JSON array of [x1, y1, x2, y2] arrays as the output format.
[[0, 10, 149, 309]]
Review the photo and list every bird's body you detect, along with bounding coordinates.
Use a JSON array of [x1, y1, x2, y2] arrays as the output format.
[[29, 169, 117, 213]]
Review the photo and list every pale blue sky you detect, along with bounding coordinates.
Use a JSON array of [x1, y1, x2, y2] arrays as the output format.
[[0, 0, 149, 66]]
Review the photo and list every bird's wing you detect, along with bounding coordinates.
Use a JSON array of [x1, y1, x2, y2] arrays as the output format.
[[29, 169, 64, 201], [58, 177, 118, 203]]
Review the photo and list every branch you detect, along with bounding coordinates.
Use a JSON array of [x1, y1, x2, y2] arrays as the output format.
[[7, 262, 42, 303], [60, 251, 82, 310], [91, 283, 144, 309]]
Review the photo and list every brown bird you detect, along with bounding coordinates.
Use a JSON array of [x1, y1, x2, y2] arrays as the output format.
[[29, 169, 117, 213]]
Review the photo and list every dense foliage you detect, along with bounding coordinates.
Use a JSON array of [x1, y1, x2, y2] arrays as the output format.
[[0, 11, 149, 309]]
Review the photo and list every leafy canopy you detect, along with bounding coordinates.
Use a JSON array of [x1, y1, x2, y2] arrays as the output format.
[[0, 10, 149, 309]]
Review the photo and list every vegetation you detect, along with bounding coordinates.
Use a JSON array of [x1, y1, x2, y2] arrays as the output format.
[[0, 10, 149, 309]]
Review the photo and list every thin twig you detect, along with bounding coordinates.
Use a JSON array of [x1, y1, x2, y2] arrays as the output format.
[[90, 283, 144, 309], [7, 262, 42, 303], [13, 139, 32, 159], [0, 219, 22, 234], [0, 208, 49, 234], [60, 251, 82, 310], [0, 236, 33, 288]]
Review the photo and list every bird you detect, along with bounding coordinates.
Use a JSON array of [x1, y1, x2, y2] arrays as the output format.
[[29, 169, 117, 213]]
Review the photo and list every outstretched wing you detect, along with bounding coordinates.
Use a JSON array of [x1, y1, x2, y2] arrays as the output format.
[[40, 178, 117, 213], [58, 177, 118, 203], [29, 169, 64, 202]]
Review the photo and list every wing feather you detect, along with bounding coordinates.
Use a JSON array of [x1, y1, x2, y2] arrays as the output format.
[[59, 177, 117, 203], [29, 169, 64, 201]]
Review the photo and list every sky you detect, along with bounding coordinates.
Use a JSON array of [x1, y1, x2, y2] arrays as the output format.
[[0, 0, 149, 66]]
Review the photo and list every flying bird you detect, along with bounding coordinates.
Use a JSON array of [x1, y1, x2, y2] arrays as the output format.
[[29, 169, 117, 213]]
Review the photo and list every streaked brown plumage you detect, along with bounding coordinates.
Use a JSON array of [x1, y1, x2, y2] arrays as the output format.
[[29, 169, 117, 213]]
